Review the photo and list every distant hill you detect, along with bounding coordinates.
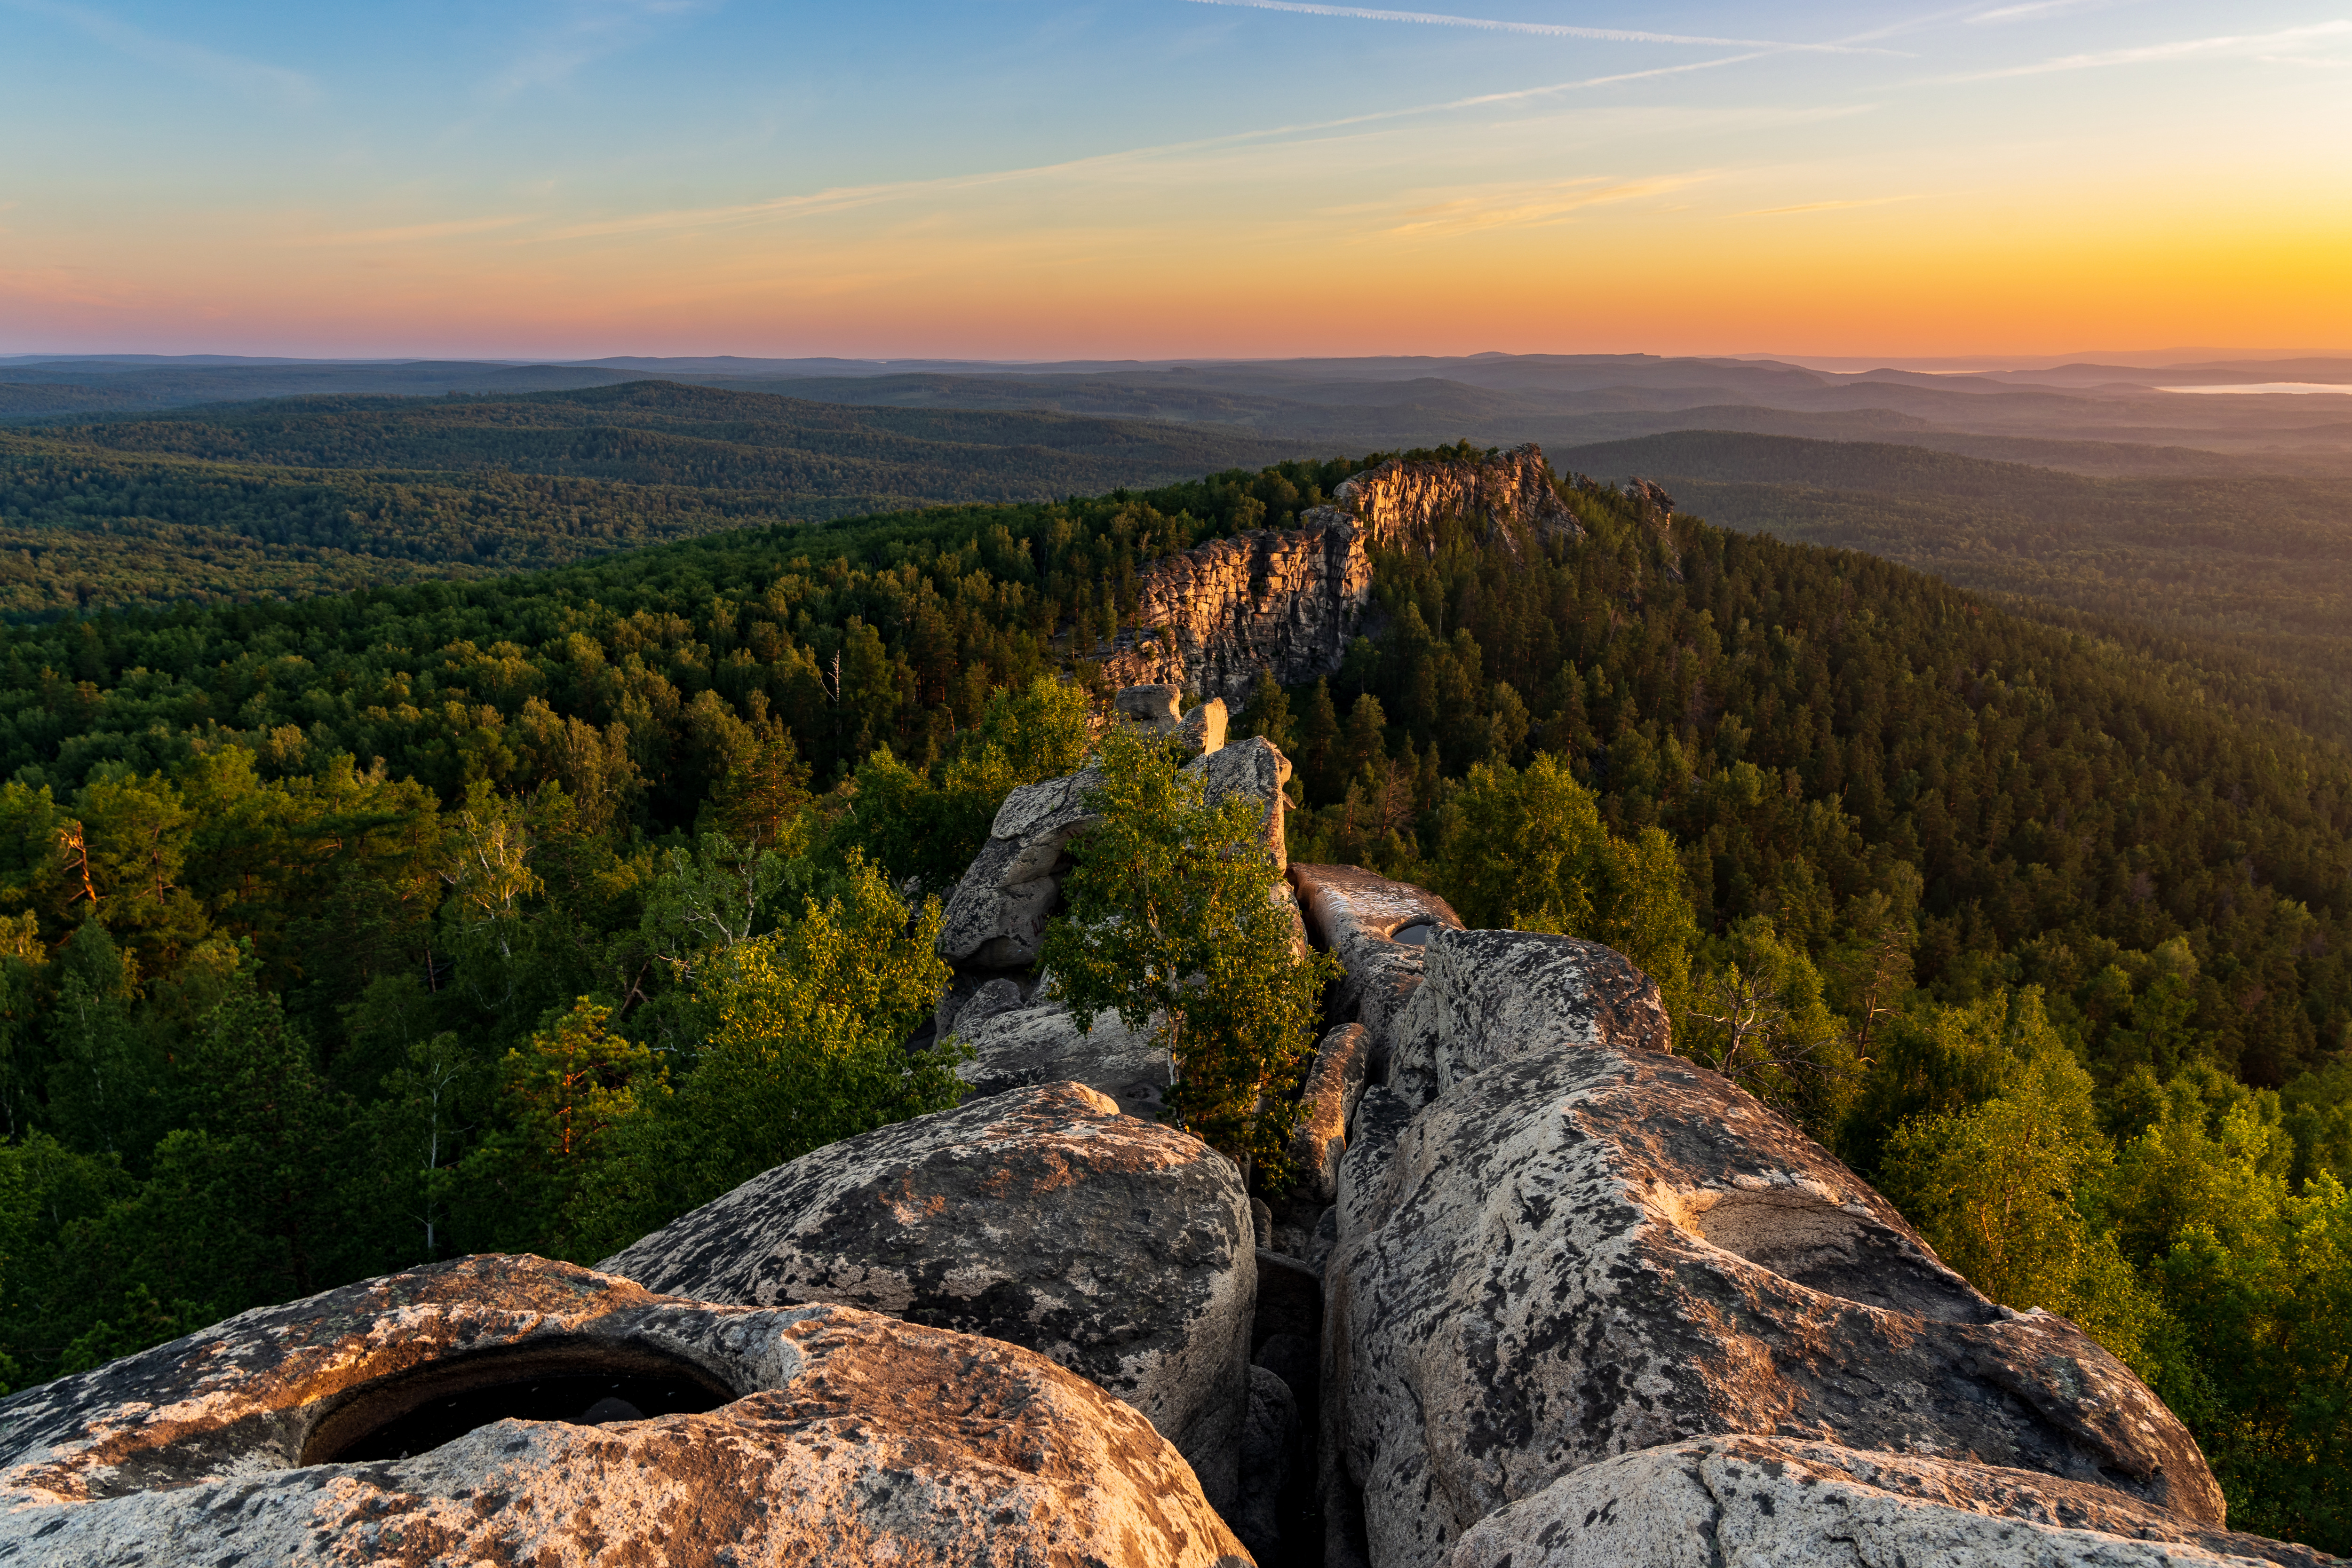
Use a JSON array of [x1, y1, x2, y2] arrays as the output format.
[[0, 383, 1308, 618], [1560, 429, 2352, 742]]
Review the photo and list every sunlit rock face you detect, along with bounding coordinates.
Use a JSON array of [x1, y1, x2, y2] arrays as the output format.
[[0, 1253, 1250, 1568], [597, 1080, 1257, 1517], [1099, 444, 1580, 701]]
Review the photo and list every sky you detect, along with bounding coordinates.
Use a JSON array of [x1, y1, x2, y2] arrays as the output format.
[[1, 0, 2347, 360]]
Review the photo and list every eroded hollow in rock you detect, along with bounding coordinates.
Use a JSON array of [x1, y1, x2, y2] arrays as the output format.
[[1691, 1189, 2001, 1324], [1390, 920, 1435, 946], [301, 1342, 737, 1466]]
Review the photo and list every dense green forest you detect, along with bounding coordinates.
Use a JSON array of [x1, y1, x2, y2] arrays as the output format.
[[1562, 431, 2352, 744], [0, 449, 2345, 1547], [0, 383, 1293, 618]]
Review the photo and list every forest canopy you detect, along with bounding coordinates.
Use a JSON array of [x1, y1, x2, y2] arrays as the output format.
[[0, 446, 2346, 1546]]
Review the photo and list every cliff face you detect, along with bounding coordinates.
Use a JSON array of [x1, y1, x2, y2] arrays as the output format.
[[1098, 443, 1577, 701], [1333, 443, 1581, 556]]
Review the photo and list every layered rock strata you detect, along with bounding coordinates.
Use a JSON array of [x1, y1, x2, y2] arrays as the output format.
[[1321, 927, 2225, 1568], [598, 1081, 1256, 1515], [0, 1253, 1248, 1567]]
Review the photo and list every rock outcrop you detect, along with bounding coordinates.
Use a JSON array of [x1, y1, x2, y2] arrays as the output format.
[[1322, 930, 2223, 1568], [1333, 444, 1582, 557], [1100, 445, 1578, 700], [597, 1081, 1256, 1515], [0, 1253, 1248, 1567], [937, 717, 1294, 973], [1289, 863, 1465, 1076], [1288, 1022, 1372, 1203], [1444, 1437, 2329, 1568], [936, 767, 1104, 968], [954, 997, 1174, 1120], [1385, 927, 1672, 1106]]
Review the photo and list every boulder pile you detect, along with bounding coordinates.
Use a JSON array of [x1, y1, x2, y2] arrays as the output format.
[[1, 689, 2334, 1567]]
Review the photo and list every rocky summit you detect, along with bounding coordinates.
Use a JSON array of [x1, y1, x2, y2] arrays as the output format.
[[0, 673, 2336, 1567]]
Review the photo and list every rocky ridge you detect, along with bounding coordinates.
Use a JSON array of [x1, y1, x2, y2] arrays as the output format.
[[1099, 444, 1579, 700], [1, 645, 2337, 1561]]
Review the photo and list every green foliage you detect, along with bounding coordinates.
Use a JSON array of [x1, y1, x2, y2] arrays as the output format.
[[565, 856, 961, 1257], [0, 382, 1301, 618], [1042, 727, 1339, 1181]]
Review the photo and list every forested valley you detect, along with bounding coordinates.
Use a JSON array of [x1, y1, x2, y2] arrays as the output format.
[[1563, 430, 2352, 744], [0, 381, 1293, 618], [0, 446, 2346, 1548]]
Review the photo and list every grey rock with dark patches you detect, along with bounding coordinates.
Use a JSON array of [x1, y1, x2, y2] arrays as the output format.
[[0, 1256, 1249, 1567], [953, 999, 1172, 1122], [1444, 1436, 2331, 1568], [597, 1081, 1256, 1516], [936, 974, 1023, 1041], [936, 770, 1104, 969], [1184, 735, 1292, 869], [1288, 863, 1465, 1076], [1234, 1364, 1299, 1561], [1386, 927, 1672, 1108], [1289, 1023, 1371, 1203], [1325, 1033, 2225, 1568]]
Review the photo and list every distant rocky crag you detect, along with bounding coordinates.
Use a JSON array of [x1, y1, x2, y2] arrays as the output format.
[[2, 460, 2337, 1566], [1097, 443, 1580, 701]]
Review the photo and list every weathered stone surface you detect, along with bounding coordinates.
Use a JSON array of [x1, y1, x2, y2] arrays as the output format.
[[1443, 1437, 2330, 1568], [935, 973, 1023, 1040], [1234, 1364, 1300, 1562], [936, 768, 1104, 968], [1334, 444, 1583, 558], [1178, 699, 1230, 757], [597, 1081, 1255, 1516], [1289, 1022, 1372, 1202], [1185, 735, 1292, 868], [1386, 927, 1672, 1107], [953, 998, 1173, 1121], [1097, 514, 1376, 702], [1098, 447, 1577, 702], [1288, 863, 1465, 1074], [1323, 1023, 2225, 1568], [0, 1254, 1248, 1567], [1117, 683, 1184, 726]]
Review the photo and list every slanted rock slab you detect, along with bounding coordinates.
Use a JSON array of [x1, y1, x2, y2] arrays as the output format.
[[1325, 1027, 2225, 1568], [1288, 1022, 1372, 1203], [954, 997, 1173, 1121], [1287, 863, 1464, 1074], [598, 1080, 1256, 1515], [1444, 1436, 2330, 1568], [1385, 927, 1671, 1107], [0, 1255, 1249, 1567]]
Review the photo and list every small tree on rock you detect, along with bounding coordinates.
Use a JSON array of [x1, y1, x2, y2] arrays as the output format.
[[1042, 726, 1338, 1183]]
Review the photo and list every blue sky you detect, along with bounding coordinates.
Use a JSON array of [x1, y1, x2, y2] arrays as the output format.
[[3, 1, 2346, 356]]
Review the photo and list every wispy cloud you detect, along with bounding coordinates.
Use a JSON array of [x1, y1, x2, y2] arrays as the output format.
[[4, 0, 316, 104], [1742, 195, 1923, 216], [1184, 0, 1902, 54], [531, 58, 1787, 245], [484, 0, 711, 99], [1966, 0, 2137, 23], [1938, 18, 2352, 78], [1385, 174, 1708, 238]]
